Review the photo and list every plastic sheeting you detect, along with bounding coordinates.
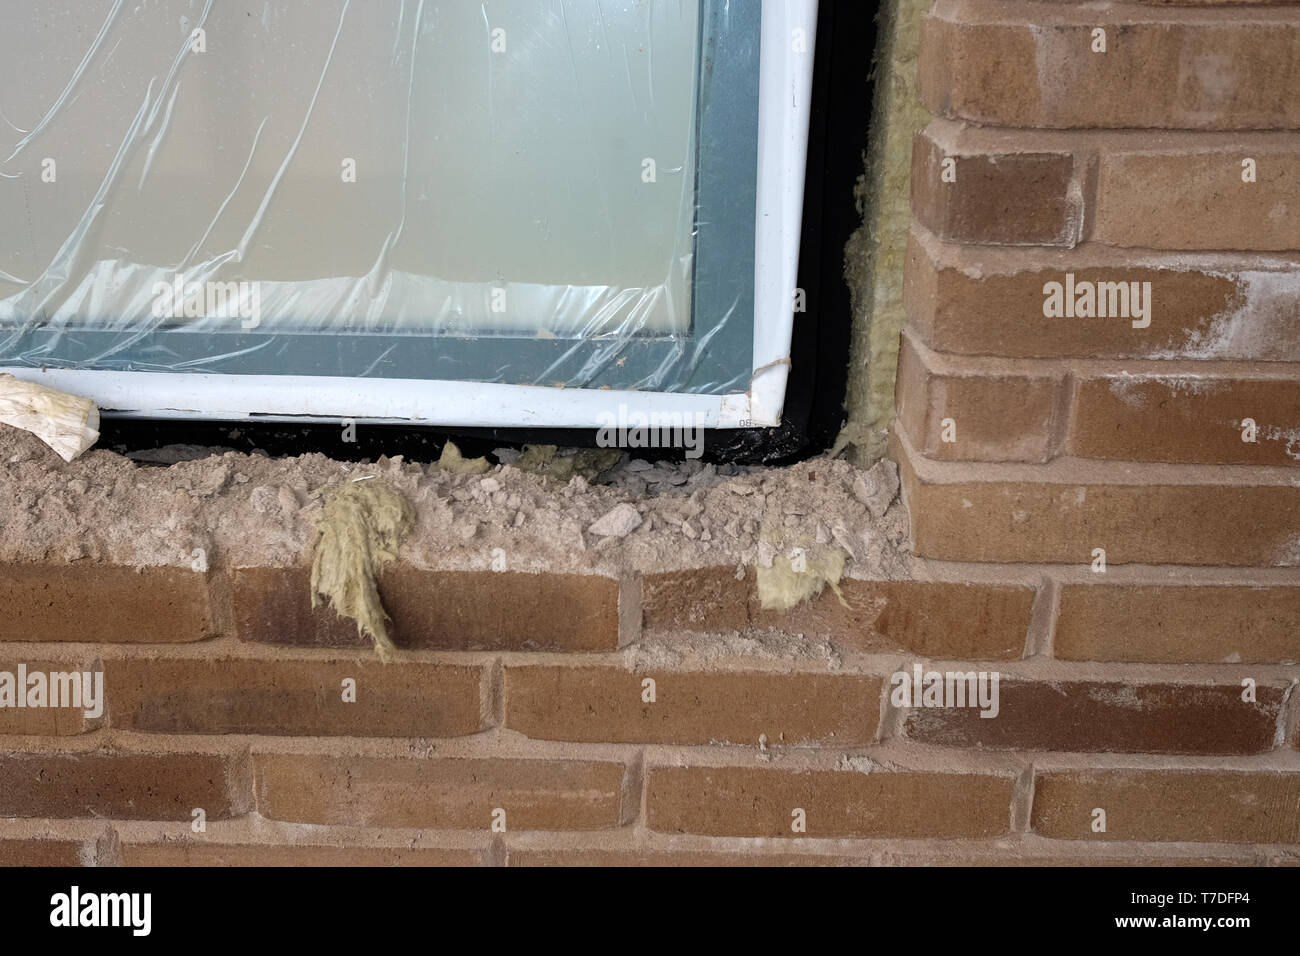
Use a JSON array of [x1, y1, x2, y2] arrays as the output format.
[[0, 1, 753, 392]]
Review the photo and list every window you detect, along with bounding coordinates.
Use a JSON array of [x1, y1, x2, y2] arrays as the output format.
[[0, 0, 816, 427]]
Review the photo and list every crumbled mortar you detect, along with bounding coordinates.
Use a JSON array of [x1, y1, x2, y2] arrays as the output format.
[[625, 628, 844, 672], [0, 426, 911, 580]]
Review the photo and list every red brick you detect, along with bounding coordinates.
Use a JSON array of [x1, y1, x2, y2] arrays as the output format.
[[903, 679, 1285, 754], [643, 567, 1033, 660], [1096, 144, 1300, 251], [234, 566, 618, 653], [895, 432, 1300, 566], [121, 841, 482, 867], [920, 0, 1300, 130], [0, 564, 213, 643], [1032, 770, 1300, 842], [911, 123, 1082, 246], [896, 332, 1062, 463], [646, 766, 1014, 838], [1070, 372, 1300, 466], [1055, 584, 1300, 663], [255, 754, 625, 830], [105, 657, 485, 738], [0, 750, 248, 820], [504, 666, 879, 745], [904, 228, 1300, 362]]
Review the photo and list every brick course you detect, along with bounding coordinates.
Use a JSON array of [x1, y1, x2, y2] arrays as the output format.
[[920, 0, 1300, 130]]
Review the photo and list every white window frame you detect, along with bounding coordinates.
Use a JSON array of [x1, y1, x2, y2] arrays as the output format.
[[3, 0, 818, 430]]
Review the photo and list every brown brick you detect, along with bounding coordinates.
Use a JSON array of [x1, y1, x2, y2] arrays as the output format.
[[904, 679, 1284, 754], [1056, 584, 1300, 663], [1032, 770, 1300, 842], [642, 566, 750, 633], [920, 0, 1300, 130], [507, 848, 857, 867], [0, 838, 91, 866], [646, 766, 1014, 838], [255, 754, 624, 830], [0, 658, 102, 735], [504, 666, 879, 745], [820, 580, 1034, 659], [911, 123, 1082, 246], [1070, 373, 1300, 466], [644, 568, 1033, 660], [896, 332, 1062, 463], [0, 751, 247, 820], [895, 433, 1300, 566], [121, 842, 482, 867], [0, 564, 213, 643], [904, 228, 1300, 362], [105, 657, 485, 738], [1096, 146, 1300, 251], [234, 566, 618, 652]]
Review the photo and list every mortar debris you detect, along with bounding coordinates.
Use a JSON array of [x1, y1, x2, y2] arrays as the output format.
[[0, 425, 910, 583], [625, 627, 844, 671], [834, 754, 879, 774]]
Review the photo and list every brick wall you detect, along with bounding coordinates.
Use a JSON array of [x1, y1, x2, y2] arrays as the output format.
[[2, 0, 1299, 867], [1, 548, 1296, 865], [886, 0, 1300, 862]]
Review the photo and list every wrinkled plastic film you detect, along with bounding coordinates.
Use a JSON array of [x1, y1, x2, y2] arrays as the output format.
[[0, 0, 754, 394]]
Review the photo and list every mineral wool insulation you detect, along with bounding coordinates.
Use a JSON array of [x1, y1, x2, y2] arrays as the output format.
[[840, 0, 934, 466]]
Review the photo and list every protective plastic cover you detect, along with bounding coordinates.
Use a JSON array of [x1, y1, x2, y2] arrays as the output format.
[[0, 1, 755, 394]]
